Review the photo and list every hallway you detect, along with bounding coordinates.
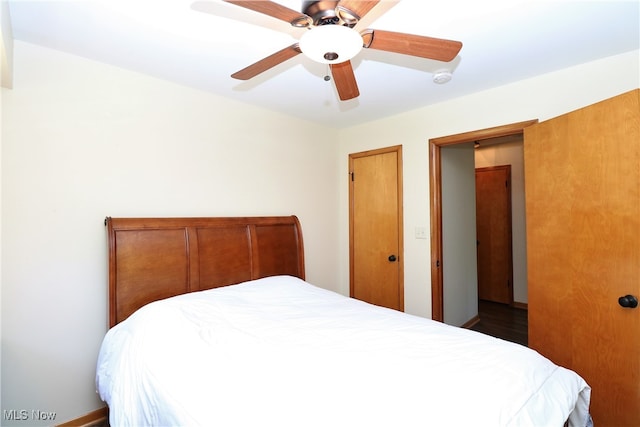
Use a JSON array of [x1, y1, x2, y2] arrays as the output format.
[[470, 300, 528, 346]]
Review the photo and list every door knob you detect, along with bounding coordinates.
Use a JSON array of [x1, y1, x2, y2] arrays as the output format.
[[388, 255, 397, 262], [618, 295, 638, 309]]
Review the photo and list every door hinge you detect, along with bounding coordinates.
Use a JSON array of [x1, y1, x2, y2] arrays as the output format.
[[436, 260, 440, 268], [350, 172, 354, 181]]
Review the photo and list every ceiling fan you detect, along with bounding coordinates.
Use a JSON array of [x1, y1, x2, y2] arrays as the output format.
[[219, 1, 463, 101]]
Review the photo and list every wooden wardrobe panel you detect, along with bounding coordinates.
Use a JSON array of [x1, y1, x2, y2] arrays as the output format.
[[524, 113, 574, 368], [524, 89, 640, 425]]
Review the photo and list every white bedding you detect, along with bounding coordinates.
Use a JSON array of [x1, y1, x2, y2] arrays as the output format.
[[96, 275, 591, 427]]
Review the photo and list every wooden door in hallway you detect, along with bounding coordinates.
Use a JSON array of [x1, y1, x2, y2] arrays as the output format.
[[475, 165, 513, 304], [525, 89, 640, 426], [349, 146, 403, 311]]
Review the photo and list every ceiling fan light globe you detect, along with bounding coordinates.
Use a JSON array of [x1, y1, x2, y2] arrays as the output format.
[[299, 25, 363, 64]]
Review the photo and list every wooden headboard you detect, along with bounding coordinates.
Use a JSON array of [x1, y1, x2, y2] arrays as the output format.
[[105, 216, 305, 327]]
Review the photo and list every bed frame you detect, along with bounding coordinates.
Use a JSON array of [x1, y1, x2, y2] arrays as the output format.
[[105, 216, 305, 327]]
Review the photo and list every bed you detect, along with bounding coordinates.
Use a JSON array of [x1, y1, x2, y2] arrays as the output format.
[[96, 216, 591, 426]]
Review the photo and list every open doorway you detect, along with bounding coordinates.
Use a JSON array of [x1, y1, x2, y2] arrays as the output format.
[[474, 135, 528, 308], [429, 121, 536, 336], [472, 137, 528, 345]]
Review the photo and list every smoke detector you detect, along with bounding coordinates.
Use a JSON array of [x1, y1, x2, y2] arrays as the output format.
[[433, 69, 453, 84]]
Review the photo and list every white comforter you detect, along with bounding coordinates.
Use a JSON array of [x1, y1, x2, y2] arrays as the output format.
[[96, 275, 591, 427]]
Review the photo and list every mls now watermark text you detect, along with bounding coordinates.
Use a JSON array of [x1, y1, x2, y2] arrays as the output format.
[[3, 409, 57, 421]]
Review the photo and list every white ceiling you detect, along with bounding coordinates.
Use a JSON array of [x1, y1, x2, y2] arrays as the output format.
[[7, 0, 640, 128]]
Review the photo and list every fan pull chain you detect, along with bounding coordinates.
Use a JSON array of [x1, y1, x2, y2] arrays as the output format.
[[323, 64, 333, 104], [324, 65, 331, 81]]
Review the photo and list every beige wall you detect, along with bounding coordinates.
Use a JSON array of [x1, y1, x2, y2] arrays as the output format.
[[0, 0, 12, 90], [1, 1, 13, 412], [441, 143, 478, 326], [1, 38, 638, 425], [1, 41, 340, 425]]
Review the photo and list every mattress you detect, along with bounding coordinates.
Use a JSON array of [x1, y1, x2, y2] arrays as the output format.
[[96, 275, 591, 426]]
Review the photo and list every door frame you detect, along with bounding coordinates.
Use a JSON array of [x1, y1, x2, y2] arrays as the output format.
[[349, 145, 404, 309], [429, 120, 537, 321]]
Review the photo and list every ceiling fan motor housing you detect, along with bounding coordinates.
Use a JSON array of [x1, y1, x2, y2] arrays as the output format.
[[302, 1, 340, 25]]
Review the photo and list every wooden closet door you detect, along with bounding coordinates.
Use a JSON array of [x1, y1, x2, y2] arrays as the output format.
[[524, 90, 640, 426], [349, 146, 403, 311]]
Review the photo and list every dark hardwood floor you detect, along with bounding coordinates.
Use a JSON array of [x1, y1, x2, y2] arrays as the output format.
[[470, 300, 528, 346]]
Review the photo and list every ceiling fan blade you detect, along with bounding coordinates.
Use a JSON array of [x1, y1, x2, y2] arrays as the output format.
[[231, 44, 301, 80], [330, 61, 359, 101], [338, 1, 380, 20], [223, 1, 307, 24], [363, 29, 462, 62]]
